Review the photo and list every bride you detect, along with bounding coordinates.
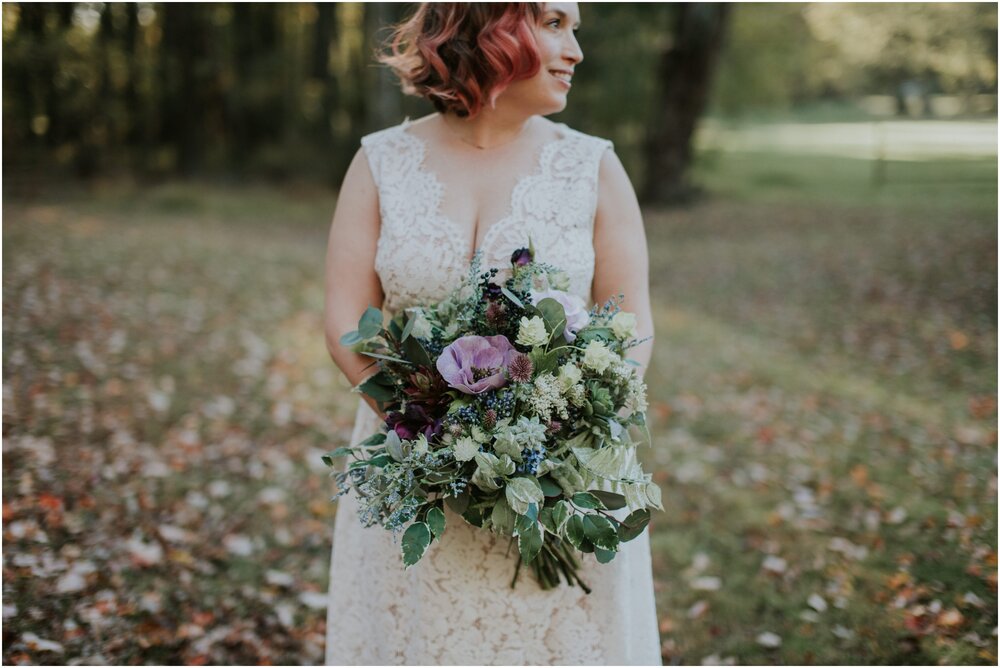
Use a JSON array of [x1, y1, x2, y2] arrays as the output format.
[[323, 2, 660, 664]]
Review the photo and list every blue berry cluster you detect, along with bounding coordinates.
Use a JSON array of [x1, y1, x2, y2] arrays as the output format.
[[455, 404, 479, 424], [447, 479, 468, 497], [480, 389, 516, 419], [515, 445, 547, 475]]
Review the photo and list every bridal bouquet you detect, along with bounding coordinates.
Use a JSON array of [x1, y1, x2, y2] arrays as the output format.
[[323, 243, 662, 593]]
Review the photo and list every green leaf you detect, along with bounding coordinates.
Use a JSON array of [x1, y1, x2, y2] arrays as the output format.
[[402, 335, 433, 369], [358, 306, 383, 339], [618, 508, 651, 542], [514, 511, 535, 536], [571, 492, 607, 510], [552, 500, 571, 534], [400, 311, 416, 342], [446, 488, 471, 515], [490, 496, 515, 535], [359, 374, 395, 402], [462, 505, 487, 527], [388, 315, 404, 341], [501, 285, 525, 308], [539, 476, 563, 497], [594, 547, 617, 564], [564, 514, 586, 549], [535, 297, 567, 341], [401, 522, 431, 568], [506, 476, 544, 515], [427, 507, 446, 540], [577, 445, 632, 479], [589, 490, 628, 510], [538, 507, 557, 535], [645, 482, 664, 511], [339, 330, 363, 346], [359, 432, 387, 447], [517, 520, 543, 564], [384, 430, 405, 462], [321, 446, 353, 467], [583, 514, 620, 551], [368, 453, 392, 468], [575, 327, 613, 345], [360, 351, 413, 365]]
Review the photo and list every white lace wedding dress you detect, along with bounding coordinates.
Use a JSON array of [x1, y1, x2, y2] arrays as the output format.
[[324, 115, 662, 665]]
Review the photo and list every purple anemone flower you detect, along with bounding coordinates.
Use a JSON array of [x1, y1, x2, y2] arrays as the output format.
[[436, 334, 518, 395]]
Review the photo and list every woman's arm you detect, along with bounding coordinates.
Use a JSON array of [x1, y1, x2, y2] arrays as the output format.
[[591, 147, 655, 382], [324, 146, 388, 420]]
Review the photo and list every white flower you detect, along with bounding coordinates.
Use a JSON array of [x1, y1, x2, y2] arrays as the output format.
[[453, 437, 479, 462], [582, 340, 615, 373], [530, 289, 589, 342], [611, 311, 638, 340], [557, 363, 582, 391], [526, 374, 569, 422], [516, 316, 549, 348]]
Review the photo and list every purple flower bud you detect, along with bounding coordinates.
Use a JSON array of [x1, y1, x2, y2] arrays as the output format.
[[511, 247, 533, 267]]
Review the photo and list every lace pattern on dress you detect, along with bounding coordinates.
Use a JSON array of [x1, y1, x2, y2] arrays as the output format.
[[361, 117, 613, 315]]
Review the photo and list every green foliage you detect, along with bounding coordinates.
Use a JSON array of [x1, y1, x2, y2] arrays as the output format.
[[401, 522, 431, 568]]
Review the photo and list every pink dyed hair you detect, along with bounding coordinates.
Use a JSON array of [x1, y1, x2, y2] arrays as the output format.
[[375, 3, 544, 118]]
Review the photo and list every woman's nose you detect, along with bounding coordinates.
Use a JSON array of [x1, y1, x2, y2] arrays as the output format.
[[564, 35, 583, 65]]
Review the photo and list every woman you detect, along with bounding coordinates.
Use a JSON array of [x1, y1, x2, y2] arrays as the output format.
[[323, 3, 660, 664]]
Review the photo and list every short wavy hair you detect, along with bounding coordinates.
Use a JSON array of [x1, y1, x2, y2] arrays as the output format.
[[375, 3, 544, 119]]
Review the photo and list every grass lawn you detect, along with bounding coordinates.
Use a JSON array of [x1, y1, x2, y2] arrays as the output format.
[[2, 122, 996, 664]]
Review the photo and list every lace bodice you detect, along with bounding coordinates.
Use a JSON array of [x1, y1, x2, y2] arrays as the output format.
[[360, 116, 614, 314], [325, 117, 662, 665]]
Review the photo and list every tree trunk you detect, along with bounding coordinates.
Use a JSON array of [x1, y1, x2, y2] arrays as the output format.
[[641, 4, 730, 205]]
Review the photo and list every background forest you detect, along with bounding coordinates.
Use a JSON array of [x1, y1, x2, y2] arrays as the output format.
[[3, 2, 998, 665]]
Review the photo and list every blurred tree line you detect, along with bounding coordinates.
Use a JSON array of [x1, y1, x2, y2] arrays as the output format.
[[3, 2, 996, 202]]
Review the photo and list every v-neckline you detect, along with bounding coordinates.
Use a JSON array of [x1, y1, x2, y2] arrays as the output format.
[[399, 116, 571, 266]]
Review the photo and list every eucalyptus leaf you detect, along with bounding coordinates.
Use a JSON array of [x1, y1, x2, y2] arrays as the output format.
[[401, 522, 431, 568], [339, 330, 363, 346], [358, 306, 384, 339], [583, 514, 619, 551], [427, 507, 446, 540]]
